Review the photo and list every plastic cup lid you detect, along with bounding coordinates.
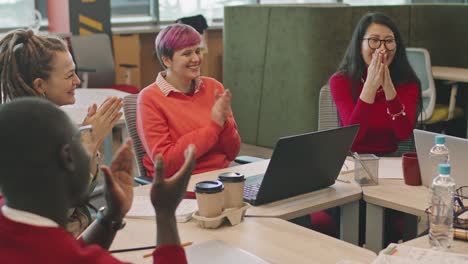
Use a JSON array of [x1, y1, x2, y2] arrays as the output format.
[[194, 180, 224, 194], [218, 172, 245, 182]]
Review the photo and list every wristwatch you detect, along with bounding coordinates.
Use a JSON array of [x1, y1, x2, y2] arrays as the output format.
[[97, 207, 126, 232]]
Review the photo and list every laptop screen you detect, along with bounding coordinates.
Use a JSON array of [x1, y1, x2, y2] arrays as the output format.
[[247, 125, 359, 205], [414, 129, 468, 188]]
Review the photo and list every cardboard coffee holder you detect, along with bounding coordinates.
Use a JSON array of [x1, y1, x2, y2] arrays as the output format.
[[192, 202, 250, 229]]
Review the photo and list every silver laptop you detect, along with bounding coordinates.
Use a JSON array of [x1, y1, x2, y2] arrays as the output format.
[[414, 129, 468, 188]]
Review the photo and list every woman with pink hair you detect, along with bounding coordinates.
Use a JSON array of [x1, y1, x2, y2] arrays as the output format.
[[137, 24, 241, 179]]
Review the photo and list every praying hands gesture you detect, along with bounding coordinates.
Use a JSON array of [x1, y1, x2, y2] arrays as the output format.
[[382, 53, 397, 101], [361, 50, 397, 103], [361, 50, 385, 103]]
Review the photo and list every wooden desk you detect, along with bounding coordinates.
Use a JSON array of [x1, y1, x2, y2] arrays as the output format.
[[432, 66, 468, 83], [432, 66, 468, 135], [61, 88, 130, 165], [238, 143, 273, 159], [362, 158, 429, 253], [111, 218, 377, 264], [404, 235, 468, 255], [134, 159, 362, 245]]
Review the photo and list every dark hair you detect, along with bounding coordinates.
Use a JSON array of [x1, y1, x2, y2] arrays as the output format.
[[337, 13, 422, 125], [0, 29, 68, 103], [0, 98, 74, 198]]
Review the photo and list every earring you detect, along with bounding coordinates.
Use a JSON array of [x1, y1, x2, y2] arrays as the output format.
[[42, 91, 47, 99]]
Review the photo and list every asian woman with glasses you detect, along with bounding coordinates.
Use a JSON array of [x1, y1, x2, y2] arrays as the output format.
[[326, 12, 424, 246], [329, 12, 422, 155]]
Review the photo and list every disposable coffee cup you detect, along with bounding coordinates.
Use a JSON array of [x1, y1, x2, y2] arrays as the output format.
[[194, 180, 224, 217], [218, 172, 245, 208]]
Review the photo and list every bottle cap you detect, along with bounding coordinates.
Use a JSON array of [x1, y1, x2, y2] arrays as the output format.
[[438, 163, 450, 175], [435, 135, 446, 144]]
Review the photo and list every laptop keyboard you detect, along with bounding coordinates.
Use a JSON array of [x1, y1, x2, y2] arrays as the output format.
[[243, 174, 264, 200], [244, 183, 261, 199]]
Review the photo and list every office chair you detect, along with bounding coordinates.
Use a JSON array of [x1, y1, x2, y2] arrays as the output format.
[[123, 94, 262, 185], [69, 34, 139, 94], [406, 48, 464, 126], [122, 94, 153, 184], [318, 84, 340, 131]]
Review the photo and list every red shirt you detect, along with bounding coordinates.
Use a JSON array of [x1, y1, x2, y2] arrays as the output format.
[[0, 213, 187, 264], [137, 74, 241, 178], [329, 72, 419, 154]]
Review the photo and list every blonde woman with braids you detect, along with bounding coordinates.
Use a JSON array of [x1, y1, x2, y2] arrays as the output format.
[[0, 29, 123, 235]]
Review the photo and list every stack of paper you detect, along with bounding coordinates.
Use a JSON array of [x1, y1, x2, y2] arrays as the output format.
[[126, 196, 198, 223], [372, 244, 468, 264]]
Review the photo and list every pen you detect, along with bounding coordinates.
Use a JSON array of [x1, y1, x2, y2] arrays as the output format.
[[352, 152, 374, 181], [142, 242, 193, 258], [109, 245, 156, 254]]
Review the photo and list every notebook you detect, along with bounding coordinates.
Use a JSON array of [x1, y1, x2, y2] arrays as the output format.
[[185, 240, 270, 264], [243, 125, 359, 205], [126, 196, 197, 222], [414, 129, 468, 188]]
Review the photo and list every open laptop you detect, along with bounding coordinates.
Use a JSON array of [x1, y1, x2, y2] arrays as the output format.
[[243, 125, 359, 206], [414, 129, 468, 188]]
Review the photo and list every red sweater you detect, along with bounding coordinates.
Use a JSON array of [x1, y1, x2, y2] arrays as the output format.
[[137, 76, 241, 178], [329, 72, 419, 154], [0, 213, 186, 264]]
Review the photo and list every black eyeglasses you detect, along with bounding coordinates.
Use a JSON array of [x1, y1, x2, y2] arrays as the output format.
[[362, 37, 397, 51]]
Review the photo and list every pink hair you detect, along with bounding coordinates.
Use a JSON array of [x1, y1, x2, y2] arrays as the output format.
[[155, 24, 201, 68]]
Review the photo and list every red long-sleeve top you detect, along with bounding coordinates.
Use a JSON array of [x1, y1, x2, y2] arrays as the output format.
[[137, 74, 241, 178], [329, 72, 419, 154], [0, 213, 187, 264]]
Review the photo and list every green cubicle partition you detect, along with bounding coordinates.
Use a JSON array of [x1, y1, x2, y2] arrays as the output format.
[[224, 6, 270, 144], [257, 6, 351, 147], [410, 5, 468, 68], [224, 4, 468, 148]]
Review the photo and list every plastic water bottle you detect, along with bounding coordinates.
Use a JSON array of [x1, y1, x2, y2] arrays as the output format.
[[429, 164, 455, 250], [429, 135, 450, 181]]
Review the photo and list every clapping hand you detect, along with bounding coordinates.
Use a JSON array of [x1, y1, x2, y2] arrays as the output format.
[[100, 139, 134, 221], [82, 97, 123, 153], [211, 89, 232, 127], [150, 145, 196, 215]]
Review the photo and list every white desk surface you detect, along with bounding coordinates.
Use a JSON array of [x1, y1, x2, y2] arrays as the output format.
[[134, 159, 362, 220], [404, 235, 468, 255], [111, 217, 377, 264], [432, 66, 468, 83], [362, 158, 428, 217], [61, 88, 129, 125]]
